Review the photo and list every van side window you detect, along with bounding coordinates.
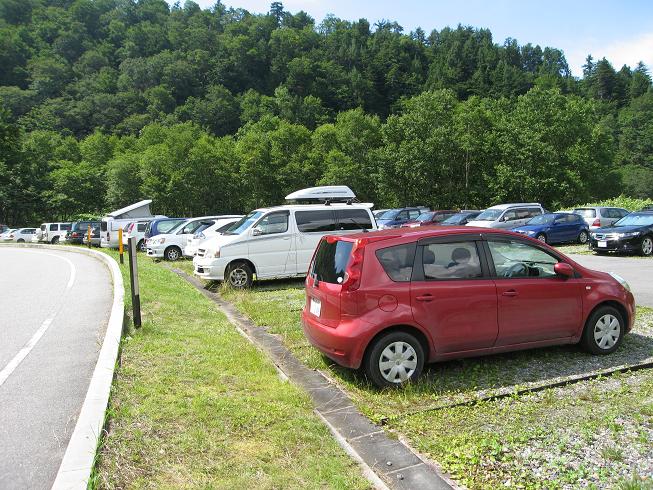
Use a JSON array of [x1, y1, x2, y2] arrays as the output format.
[[257, 212, 289, 235], [137, 223, 147, 232], [296, 210, 336, 232], [376, 243, 416, 282], [336, 209, 373, 230], [61, 223, 71, 230], [502, 210, 518, 221], [50, 224, 58, 231], [422, 242, 483, 280]]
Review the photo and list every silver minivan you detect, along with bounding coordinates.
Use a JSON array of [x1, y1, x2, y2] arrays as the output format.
[[573, 207, 629, 230], [466, 203, 545, 229]]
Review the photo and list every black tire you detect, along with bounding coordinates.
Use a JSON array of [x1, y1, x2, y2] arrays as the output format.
[[51, 236, 59, 244], [17, 239, 24, 243], [535, 233, 547, 244], [137, 239, 146, 252], [580, 305, 624, 355], [225, 261, 254, 289], [578, 230, 589, 244], [363, 331, 425, 388], [640, 236, 653, 256], [164, 246, 182, 261]]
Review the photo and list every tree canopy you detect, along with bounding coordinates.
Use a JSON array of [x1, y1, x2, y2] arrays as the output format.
[[0, 0, 651, 224]]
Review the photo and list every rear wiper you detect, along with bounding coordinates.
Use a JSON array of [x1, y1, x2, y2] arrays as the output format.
[[349, 218, 369, 232]]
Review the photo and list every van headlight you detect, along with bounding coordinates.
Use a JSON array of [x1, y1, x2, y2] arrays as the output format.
[[609, 272, 630, 292], [156, 237, 166, 244]]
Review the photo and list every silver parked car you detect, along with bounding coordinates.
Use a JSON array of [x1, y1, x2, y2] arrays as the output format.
[[466, 202, 545, 229], [573, 207, 629, 230]]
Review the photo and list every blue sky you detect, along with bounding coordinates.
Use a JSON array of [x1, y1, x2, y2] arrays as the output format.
[[176, 0, 653, 77]]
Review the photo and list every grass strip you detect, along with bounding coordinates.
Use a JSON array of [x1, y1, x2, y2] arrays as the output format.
[[93, 250, 368, 489]]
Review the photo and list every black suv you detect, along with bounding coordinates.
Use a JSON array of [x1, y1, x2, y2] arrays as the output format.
[[66, 220, 100, 244], [589, 211, 653, 256]]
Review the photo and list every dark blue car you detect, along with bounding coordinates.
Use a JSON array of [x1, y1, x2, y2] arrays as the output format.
[[376, 207, 425, 229], [144, 217, 187, 240], [512, 212, 589, 245]]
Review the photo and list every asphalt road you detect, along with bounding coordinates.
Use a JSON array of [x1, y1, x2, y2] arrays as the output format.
[[0, 247, 111, 490], [572, 254, 653, 308]]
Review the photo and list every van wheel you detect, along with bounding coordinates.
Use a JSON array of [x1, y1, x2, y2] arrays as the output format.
[[17, 239, 24, 243], [164, 246, 182, 261], [581, 306, 624, 355], [226, 261, 253, 289], [137, 239, 146, 252], [51, 236, 59, 244], [364, 331, 424, 388], [578, 230, 589, 244]]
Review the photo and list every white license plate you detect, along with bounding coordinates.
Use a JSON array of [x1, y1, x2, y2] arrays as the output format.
[[309, 298, 321, 317], [598, 241, 607, 248]]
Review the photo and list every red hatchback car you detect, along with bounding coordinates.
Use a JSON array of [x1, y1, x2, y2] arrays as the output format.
[[301, 227, 635, 388]]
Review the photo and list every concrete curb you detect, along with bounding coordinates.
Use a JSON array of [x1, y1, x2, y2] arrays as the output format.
[[173, 269, 456, 490], [1, 244, 125, 489]]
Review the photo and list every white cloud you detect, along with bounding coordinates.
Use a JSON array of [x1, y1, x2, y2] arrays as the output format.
[[566, 31, 653, 77]]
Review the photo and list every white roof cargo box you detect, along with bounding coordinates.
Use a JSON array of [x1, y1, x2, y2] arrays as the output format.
[[106, 199, 153, 219], [285, 186, 356, 202]]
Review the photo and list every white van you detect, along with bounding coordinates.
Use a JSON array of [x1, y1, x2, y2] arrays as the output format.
[[146, 215, 242, 261], [193, 186, 376, 288], [33, 222, 72, 244], [100, 200, 165, 249], [466, 203, 545, 229]]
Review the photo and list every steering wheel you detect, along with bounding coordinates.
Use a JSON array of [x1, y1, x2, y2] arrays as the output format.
[[502, 262, 528, 278]]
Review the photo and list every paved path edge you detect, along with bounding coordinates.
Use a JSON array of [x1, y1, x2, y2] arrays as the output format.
[[173, 269, 456, 490], [0, 244, 125, 490]]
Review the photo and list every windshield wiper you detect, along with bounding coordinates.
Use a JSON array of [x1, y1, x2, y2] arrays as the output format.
[[349, 217, 369, 232]]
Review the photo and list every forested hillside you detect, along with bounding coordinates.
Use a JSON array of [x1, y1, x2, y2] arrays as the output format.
[[1, 0, 652, 224]]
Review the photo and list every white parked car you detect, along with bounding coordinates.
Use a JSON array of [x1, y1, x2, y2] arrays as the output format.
[[122, 220, 150, 252], [32, 222, 72, 244], [147, 215, 242, 261], [466, 203, 545, 229], [193, 186, 376, 288], [2, 228, 37, 242], [184, 217, 243, 258]]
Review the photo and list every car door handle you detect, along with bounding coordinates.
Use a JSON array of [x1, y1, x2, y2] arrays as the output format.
[[502, 290, 518, 297], [415, 294, 434, 302]]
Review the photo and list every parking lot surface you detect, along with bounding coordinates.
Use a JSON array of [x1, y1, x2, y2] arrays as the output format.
[[0, 247, 111, 489], [571, 254, 653, 307]]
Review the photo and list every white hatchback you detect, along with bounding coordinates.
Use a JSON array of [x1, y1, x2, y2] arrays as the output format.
[[184, 217, 243, 258]]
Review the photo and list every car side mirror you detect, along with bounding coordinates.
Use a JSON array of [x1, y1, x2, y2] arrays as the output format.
[[252, 227, 263, 236], [554, 262, 574, 278]]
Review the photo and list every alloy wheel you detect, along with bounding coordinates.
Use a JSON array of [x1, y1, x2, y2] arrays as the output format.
[[642, 237, 653, 256], [578, 231, 588, 244], [229, 267, 249, 287]]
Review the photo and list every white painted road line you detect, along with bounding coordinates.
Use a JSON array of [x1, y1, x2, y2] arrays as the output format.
[[0, 250, 76, 387]]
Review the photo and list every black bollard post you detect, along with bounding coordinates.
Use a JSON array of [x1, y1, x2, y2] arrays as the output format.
[[127, 236, 142, 328]]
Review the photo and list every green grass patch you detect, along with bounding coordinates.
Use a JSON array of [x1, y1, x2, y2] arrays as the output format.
[[218, 273, 653, 489], [93, 250, 367, 489]]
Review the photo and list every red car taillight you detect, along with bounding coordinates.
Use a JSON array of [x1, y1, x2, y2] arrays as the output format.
[[342, 239, 366, 292], [592, 218, 601, 227]]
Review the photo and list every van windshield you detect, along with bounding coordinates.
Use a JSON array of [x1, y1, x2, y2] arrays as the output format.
[[474, 209, 503, 221], [224, 211, 263, 235]]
